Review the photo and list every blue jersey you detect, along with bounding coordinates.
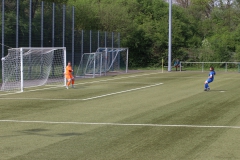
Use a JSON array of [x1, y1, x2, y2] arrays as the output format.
[[208, 70, 216, 81], [174, 61, 180, 66]]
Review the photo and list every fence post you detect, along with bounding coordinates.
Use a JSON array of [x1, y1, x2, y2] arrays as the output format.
[[81, 30, 83, 57], [105, 31, 107, 47], [52, 3, 55, 47], [90, 30, 92, 53], [41, 1, 44, 47], [126, 48, 128, 73], [16, 0, 19, 48], [29, 0, 32, 47], [72, 6, 75, 68], [98, 30, 100, 49], [63, 5, 65, 47], [112, 32, 114, 71], [1, 0, 4, 84], [118, 33, 120, 48], [2, 0, 5, 58], [112, 32, 114, 48]]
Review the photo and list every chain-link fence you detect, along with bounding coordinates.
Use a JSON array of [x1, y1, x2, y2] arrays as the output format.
[[0, 0, 120, 80]]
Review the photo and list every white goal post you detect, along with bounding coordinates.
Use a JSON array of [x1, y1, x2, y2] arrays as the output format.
[[1, 47, 66, 92]]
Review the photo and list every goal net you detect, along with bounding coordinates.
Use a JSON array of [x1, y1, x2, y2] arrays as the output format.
[[76, 47, 128, 78], [1, 47, 66, 92], [76, 52, 103, 78]]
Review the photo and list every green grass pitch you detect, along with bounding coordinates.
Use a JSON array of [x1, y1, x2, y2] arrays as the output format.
[[0, 70, 240, 160]]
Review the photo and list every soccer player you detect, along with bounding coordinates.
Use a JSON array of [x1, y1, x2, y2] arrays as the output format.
[[204, 66, 216, 91], [65, 61, 74, 89], [174, 59, 180, 71]]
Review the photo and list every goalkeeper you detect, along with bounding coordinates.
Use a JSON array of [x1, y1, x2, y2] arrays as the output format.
[[65, 61, 75, 89]]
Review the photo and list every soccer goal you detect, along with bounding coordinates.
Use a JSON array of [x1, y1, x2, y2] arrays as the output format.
[[76, 47, 128, 78], [179, 62, 240, 72], [75, 52, 103, 78], [1, 47, 66, 92]]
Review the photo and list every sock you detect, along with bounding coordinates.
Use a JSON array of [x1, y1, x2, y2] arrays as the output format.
[[67, 81, 71, 86], [72, 79, 74, 85], [205, 83, 209, 89]]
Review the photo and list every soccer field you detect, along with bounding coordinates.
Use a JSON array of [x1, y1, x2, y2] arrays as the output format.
[[0, 70, 240, 160]]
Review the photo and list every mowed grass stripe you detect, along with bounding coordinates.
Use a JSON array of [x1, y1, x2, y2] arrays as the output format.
[[0, 83, 163, 101], [0, 71, 160, 97]]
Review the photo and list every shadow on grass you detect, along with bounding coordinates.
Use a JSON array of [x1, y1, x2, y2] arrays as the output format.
[[18, 128, 83, 137], [24, 128, 49, 132], [57, 133, 83, 136]]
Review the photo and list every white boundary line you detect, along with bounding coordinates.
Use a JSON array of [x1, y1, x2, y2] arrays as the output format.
[[0, 83, 163, 101], [1, 119, 240, 129], [0, 72, 161, 96]]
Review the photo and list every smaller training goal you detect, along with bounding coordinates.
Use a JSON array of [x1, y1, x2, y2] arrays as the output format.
[[75, 47, 128, 78], [1, 47, 66, 92]]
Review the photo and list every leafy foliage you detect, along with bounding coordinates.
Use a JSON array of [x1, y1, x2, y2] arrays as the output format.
[[2, 0, 240, 67]]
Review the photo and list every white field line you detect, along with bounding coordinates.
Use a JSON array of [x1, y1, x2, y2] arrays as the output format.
[[0, 72, 161, 97], [0, 119, 240, 129], [0, 83, 163, 101], [81, 83, 162, 101]]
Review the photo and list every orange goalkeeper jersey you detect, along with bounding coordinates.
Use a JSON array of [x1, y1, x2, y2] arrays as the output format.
[[65, 66, 73, 76]]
